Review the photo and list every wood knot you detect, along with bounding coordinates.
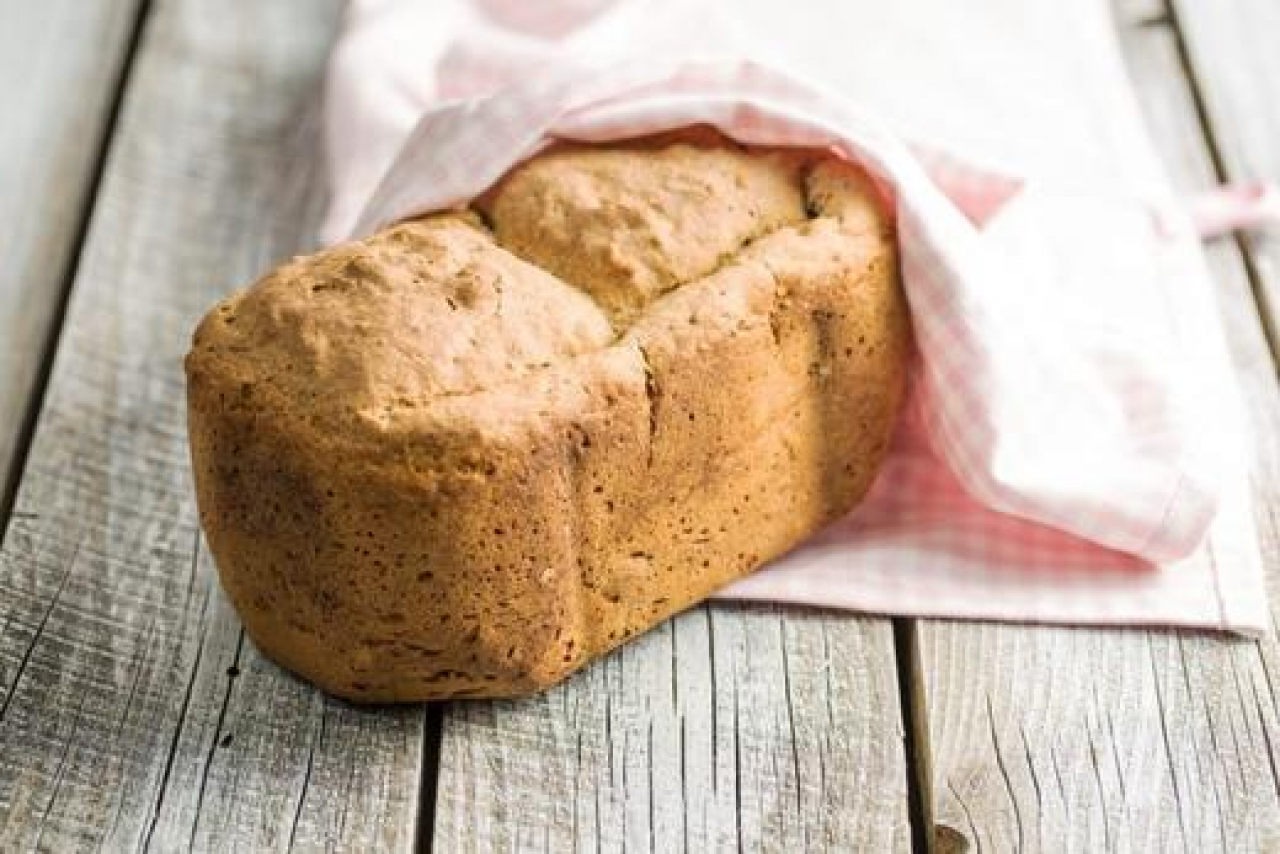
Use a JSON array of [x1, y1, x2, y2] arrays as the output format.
[[935, 823, 971, 854]]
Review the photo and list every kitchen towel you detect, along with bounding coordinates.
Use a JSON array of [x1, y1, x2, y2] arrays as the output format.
[[319, 0, 1270, 633]]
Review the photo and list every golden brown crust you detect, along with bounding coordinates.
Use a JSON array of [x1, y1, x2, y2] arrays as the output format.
[[186, 128, 910, 702], [478, 139, 807, 327]]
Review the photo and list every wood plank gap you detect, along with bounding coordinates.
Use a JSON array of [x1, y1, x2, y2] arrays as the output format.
[[1160, 0, 1280, 362], [0, 3, 424, 848], [434, 601, 910, 850], [415, 702, 446, 854], [894, 619, 934, 854], [0, 0, 153, 538]]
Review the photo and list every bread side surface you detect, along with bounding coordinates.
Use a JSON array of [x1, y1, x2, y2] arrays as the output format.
[[186, 130, 909, 701]]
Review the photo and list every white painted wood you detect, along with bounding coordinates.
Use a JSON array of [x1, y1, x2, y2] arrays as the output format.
[[0, 2, 425, 850], [1170, 0, 1280, 183], [436, 603, 910, 852], [0, 0, 144, 502], [1172, 0, 1280, 351]]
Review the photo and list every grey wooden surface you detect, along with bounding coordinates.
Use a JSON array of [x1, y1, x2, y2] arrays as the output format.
[[436, 605, 909, 852], [0, 0, 145, 510], [0, 2, 424, 851], [1173, 0, 1280, 358], [0, 0, 1277, 851]]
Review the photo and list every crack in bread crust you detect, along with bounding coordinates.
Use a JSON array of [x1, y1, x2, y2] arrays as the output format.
[[185, 126, 909, 702]]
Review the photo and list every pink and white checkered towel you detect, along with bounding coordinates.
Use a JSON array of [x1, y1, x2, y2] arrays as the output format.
[[320, 0, 1270, 633]]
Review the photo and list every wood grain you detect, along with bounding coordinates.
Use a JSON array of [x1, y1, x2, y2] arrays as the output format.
[[435, 603, 910, 852], [1, 1, 1275, 850], [1171, 0, 1280, 351], [0, 0, 145, 509], [0, 2, 425, 850], [916, 2, 1280, 851]]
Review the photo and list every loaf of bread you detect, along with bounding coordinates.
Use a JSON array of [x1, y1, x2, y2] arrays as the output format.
[[185, 128, 908, 702]]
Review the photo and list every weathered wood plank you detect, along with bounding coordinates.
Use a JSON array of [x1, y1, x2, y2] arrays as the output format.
[[431, 7, 914, 846], [0, 0, 145, 511], [915, 2, 1280, 851], [1171, 0, 1280, 348], [0, 2, 425, 851], [437, 603, 909, 852]]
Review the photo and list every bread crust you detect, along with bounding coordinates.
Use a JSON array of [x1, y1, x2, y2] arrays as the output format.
[[186, 129, 909, 701]]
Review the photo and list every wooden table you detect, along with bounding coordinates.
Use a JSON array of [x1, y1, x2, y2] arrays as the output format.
[[0, 1, 1276, 851]]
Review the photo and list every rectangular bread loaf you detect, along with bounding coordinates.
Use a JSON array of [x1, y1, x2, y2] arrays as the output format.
[[185, 129, 908, 701]]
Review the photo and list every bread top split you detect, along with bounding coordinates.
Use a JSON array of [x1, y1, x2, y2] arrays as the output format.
[[188, 128, 890, 455]]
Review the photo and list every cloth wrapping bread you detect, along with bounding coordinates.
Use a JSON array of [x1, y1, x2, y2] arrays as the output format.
[[185, 0, 1268, 701]]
